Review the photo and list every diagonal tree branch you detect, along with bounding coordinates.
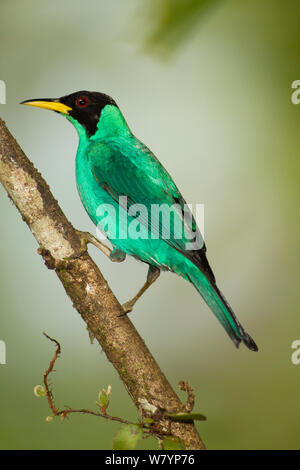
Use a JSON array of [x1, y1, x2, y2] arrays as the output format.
[[0, 117, 205, 450]]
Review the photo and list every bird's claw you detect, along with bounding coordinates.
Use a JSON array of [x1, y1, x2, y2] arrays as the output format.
[[119, 301, 134, 316]]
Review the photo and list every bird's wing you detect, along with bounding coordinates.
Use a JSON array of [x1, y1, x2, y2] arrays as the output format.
[[87, 136, 205, 263]]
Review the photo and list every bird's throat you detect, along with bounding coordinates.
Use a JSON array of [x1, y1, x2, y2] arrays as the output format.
[[90, 105, 131, 141], [66, 104, 130, 144]]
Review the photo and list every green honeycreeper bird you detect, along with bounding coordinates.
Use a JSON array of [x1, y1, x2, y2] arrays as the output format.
[[21, 91, 258, 351]]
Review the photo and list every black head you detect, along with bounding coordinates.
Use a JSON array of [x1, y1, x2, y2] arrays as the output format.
[[21, 90, 117, 137], [60, 91, 117, 136]]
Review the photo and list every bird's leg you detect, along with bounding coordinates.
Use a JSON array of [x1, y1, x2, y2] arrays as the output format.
[[121, 265, 160, 315], [76, 230, 126, 343], [76, 230, 126, 262]]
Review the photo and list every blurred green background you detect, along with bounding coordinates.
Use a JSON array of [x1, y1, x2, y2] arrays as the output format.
[[0, 0, 299, 450]]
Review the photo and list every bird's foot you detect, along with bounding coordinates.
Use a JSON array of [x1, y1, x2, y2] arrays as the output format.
[[76, 230, 110, 255], [119, 300, 135, 316], [75, 230, 126, 262]]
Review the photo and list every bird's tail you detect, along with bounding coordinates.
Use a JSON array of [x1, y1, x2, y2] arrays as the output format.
[[187, 266, 258, 351]]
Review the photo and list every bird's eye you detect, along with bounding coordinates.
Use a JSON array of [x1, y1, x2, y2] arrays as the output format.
[[76, 96, 89, 108]]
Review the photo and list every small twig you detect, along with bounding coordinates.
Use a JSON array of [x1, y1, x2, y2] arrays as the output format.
[[42, 332, 167, 437], [43, 332, 132, 425], [179, 381, 195, 413], [58, 408, 132, 425], [43, 332, 60, 415]]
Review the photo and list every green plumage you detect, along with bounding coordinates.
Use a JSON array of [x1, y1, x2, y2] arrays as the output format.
[[21, 91, 258, 351]]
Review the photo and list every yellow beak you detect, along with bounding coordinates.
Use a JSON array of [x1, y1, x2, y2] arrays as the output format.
[[20, 99, 72, 115]]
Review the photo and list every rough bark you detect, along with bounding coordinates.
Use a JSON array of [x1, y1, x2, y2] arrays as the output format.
[[0, 118, 205, 450]]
